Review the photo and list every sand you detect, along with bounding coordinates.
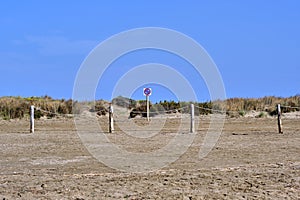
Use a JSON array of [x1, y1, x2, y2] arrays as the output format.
[[0, 114, 299, 199]]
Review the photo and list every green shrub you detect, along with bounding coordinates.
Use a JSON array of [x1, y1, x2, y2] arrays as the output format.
[[257, 112, 266, 118], [238, 110, 246, 116]]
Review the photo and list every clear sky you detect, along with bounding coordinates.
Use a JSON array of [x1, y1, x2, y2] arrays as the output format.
[[1, 1, 299, 102]]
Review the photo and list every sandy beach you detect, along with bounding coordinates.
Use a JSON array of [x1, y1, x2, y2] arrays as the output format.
[[0, 114, 299, 199]]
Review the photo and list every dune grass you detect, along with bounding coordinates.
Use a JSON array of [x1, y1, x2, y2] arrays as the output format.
[[0, 95, 299, 120]]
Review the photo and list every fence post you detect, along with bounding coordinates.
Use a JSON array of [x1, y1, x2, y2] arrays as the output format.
[[30, 105, 35, 133], [190, 104, 195, 133], [277, 104, 283, 133], [109, 104, 114, 133]]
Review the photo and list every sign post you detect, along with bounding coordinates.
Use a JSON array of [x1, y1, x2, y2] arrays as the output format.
[[143, 88, 152, 121], [146, 95, 150, 121]]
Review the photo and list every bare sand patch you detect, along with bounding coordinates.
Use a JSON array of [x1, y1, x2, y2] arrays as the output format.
[[0, 116, 299, 199]]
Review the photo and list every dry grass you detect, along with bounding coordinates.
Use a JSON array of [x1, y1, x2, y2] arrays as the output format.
[[0, 96, 73, 120], [0, 95, 299, 120], [223, 96, 300, 115]]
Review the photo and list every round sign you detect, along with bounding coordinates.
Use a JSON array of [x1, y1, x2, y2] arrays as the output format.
[[143, 87, 152, 96]]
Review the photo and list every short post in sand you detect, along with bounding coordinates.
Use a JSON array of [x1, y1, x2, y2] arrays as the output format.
[[109, 104, 114, 133], [190, 104, 195, 133], [277, 104, 283, 134], [30, 105, 35, 133]]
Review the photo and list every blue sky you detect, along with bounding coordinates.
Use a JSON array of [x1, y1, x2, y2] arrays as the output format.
[[1, 1, 299, 102]]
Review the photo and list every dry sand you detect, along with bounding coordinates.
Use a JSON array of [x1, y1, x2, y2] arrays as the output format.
[[0, 114, 299, 199]]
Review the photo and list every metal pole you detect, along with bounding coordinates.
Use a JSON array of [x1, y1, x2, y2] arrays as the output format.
[[146, 95, 150, 121], [30, 105, 34, 133]]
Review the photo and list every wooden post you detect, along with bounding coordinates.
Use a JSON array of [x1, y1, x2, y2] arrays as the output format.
[[146, 95, 150, 121], [190, 104, 195, 133], [109, 104, 114, 133], [277, 104, 283, 133], [30, 105, 34, 133]]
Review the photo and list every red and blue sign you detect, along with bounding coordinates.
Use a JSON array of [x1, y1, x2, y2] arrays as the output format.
[[143, 88, 152, 96]]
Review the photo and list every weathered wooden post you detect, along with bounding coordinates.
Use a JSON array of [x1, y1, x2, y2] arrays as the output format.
[[30, 105, 35, 133], [277, 104, 283, 133], [109, 104, 114, 133], [190, 104, 195, 133]]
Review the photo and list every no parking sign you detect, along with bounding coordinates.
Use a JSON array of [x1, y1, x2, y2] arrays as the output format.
[[143, 88, 152, 96]]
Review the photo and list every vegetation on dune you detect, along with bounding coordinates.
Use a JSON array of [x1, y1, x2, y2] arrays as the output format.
[[112, 96, 136, 109], [0, 95, 299, 120], [129, 95, 300, 118], [224, 96, 300, 116], [0, 96, 74, 120]]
